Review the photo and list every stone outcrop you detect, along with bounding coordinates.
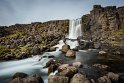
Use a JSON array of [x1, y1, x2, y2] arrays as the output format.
[[0, 20, 69, 60], [81, 5, 124, 55]]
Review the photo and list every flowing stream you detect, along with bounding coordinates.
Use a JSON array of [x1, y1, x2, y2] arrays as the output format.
[[0, 19, 99, 83]]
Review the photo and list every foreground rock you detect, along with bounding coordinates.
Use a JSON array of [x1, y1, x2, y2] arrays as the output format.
[[48, 75, 68, 83], [70, 73, 91, 83], [10, 73, 44, 83], [12, 72, 28, 79], [97, 72, 119, 83], [66, 50, 76, 57], [72, 62, 83, 68], [92, 64, 109, 70], [61, 44, 70, 53], [59, 66, 78, 78]]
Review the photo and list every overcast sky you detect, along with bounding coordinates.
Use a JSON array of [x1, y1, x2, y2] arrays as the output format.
[[0, 0, 124, 26]]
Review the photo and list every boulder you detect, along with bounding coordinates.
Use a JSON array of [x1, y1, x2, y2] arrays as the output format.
[[72, 62, 83, 68], [10, 74, 44, 83], [92, 64, 109, 70], [48, 64, 58, 74], [9, 78, 24, 83], [48, 75, 68, 83], [24, 74, 44, 83], [59, 66, 78, 78], [107, 72, 119, 82], [97, 76, 111, 83], [58, 64, 69, 72], [61, 44, 70, 53], [70, 73, 91, 83], [50, 47, 57, 51], [12, 72, 28, 79], [66, 50, 76, 57]]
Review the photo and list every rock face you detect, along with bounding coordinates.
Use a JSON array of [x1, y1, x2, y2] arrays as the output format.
[[81, 5, 124, 51], [0, 20, 69, 60]]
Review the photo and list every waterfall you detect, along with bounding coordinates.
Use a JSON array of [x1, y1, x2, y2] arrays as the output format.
[[54, 18, 82, 49], [68, 19, 82, 39]]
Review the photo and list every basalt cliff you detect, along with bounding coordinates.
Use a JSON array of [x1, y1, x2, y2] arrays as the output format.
[[0, 20, 69, 60], [81, 5, 124, 55]]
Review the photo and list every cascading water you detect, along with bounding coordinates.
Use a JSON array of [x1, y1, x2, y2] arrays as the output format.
[[68, 19, 82, 39], [0, 18, 99, 83], [54, 18, 82, 49]]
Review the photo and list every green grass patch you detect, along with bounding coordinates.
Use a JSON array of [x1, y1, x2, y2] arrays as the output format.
[[0, 46, 11, 55]]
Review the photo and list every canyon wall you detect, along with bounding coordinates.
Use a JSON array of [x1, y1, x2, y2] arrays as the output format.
[[81, 5, 124, 47]]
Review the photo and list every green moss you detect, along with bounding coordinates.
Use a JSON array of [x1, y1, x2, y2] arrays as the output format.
[[9, 31, 24, 37], [112, 29, 124, 36], [0, 46, 11, 55], [20, 44, 30, 53]]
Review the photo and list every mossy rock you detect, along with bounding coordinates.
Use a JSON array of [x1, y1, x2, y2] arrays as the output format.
[[0, 46, 11, 55]]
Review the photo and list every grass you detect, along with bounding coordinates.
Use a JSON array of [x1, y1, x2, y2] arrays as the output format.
[[0, 46, 11, 55], [20, 44, 30, 53]]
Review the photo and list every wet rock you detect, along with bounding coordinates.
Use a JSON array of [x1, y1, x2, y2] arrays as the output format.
[[50, 47, 57, 51], [97, 76, 111, 83], [94, 42, 101, 49], [59, 66, 78, 78], [44, 59, 62, 68], [10, 74, 44, 83], [72, 62, 83, 68], [48, 64, 58, 74], [107, 72, 119, 82], [61, 44, 70, 53], [72, 47, 78, 51], [92, 64, 109, 70], [70, 73, 91, 83], [48, 75, 68, 83], [99, 51, 107, 56], [48, 55, 55, 58], [58, 64, 69, 72], [10, 78, 24, 83], [66, 50, 76, 57], [12, 72, 28, 79], [24, 74, 44, 83]]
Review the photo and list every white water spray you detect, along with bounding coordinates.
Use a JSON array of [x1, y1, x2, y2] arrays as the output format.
[[68, 19, 82, 39], [54, 18, 82, 49]]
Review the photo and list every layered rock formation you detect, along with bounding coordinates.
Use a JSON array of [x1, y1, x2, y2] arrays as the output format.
[[81, 5, 124, 46], [0, 20, 69, 60]]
